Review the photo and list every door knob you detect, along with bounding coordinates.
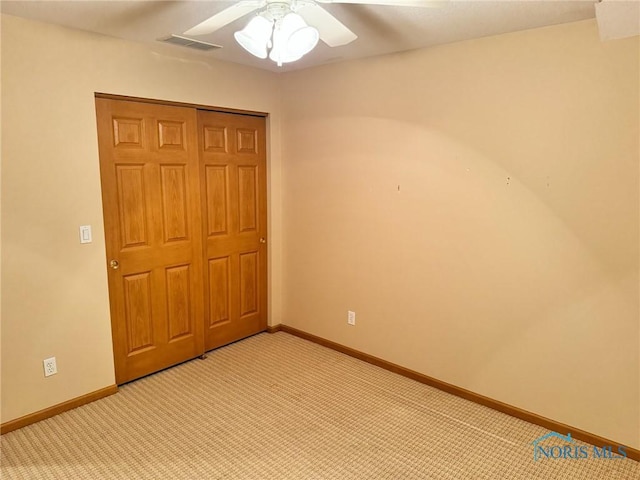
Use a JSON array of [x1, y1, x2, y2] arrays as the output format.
[[109, 259, 120, 270], [259, 237, 266, 244]]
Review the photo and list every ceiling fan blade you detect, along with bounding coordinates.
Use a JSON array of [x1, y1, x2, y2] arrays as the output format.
[[184, 1, 264, 36], [298, 5, 357, 47], [317, 0, 446, 6]]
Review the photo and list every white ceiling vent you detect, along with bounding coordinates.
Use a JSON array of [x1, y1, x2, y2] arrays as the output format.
[[159, 34, 222, 51]]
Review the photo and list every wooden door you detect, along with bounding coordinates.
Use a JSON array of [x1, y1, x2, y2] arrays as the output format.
[[198, 111, 267, 350], [96, 98, 204, 384]]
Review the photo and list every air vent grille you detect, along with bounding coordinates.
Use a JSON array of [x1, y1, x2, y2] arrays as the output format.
[[159, 35, 222, 51]]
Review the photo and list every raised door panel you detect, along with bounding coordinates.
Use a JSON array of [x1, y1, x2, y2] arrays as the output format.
[[204, 126, 228, 153], [165, 264, 194, 342], [160, 165, 189, 243], [116, 165, 149, 249], [238, 166, 258, 233], [239, 251, 258, 318], [113, 117, 144, 148], [205, 165, 229, 237], [158, 121, 186, 150], [123, 272, 155, 355], [236, 128, 257, 154], [208, 257, 230, 327]]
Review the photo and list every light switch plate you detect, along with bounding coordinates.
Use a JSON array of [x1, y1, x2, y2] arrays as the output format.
[[79, 225, 92, 244]]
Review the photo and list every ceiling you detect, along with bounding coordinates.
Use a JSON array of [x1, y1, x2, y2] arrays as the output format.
[[1, 0, 599, 72]]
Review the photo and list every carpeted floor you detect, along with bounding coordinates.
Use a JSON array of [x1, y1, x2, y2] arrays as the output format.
[[1, 332, 638, 479]]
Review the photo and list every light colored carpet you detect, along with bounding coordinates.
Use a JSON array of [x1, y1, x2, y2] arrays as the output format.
[[1, 332, 638, 479]]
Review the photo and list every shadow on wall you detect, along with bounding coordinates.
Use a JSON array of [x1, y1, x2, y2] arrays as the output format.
[[282, 114, 639, 446]]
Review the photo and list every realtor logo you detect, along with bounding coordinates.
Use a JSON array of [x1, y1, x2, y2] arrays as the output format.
[[532, 432, 627, 461]]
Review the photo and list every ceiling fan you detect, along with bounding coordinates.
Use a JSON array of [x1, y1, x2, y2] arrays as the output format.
[[184, 0, 446, 66]]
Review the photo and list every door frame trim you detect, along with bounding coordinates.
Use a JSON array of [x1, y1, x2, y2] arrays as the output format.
[[94, 93, 268, 118]]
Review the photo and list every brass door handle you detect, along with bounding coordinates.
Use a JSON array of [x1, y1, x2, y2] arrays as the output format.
[[109, 259, 120, 270], [259, 238, 266, 244]]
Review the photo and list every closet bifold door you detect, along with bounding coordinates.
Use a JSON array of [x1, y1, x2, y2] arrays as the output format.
[[96, 98, 205, 384], [198, 110, 268, 351]]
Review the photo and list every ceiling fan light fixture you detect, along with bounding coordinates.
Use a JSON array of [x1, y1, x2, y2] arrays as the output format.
[[234, 15, 274, 59]]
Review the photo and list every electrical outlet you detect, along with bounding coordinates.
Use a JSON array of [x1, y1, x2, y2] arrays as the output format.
[[43, 357, 57, 377], [347, 310, 356, 326]]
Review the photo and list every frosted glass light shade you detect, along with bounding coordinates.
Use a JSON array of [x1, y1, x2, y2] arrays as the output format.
[[288, 25, 320, 57], [234, 15, 273, 59], [269, 13, 319, 66]]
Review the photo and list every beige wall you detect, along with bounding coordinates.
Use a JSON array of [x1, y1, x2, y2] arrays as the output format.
[[281, 20, 639, 448], [2, 13, 638, 451], [0, 14, 283, 422]]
